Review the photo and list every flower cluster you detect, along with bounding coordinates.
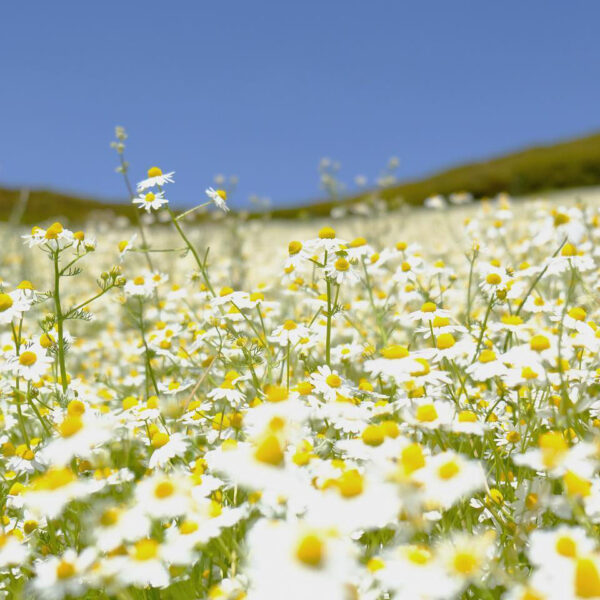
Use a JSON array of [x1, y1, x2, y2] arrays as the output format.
[[2, 151, 600, 600]]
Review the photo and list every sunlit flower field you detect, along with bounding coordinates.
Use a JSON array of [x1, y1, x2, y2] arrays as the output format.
[[2, 131, 600, 599]]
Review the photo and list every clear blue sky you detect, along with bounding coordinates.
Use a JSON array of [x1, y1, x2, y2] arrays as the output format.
[[2, 1, 600, 209]]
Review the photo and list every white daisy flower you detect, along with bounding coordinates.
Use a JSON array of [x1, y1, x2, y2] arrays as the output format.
[[136, 166, 175, 191], [7, 343, 53, 381], [132, 190, 168, 213], [0, 289, 31, 324], [206, 187, 230, 212]]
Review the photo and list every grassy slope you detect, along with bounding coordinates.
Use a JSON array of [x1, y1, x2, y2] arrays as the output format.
[[3, 132, 600, 224], [270, 131, 600, 218], [0, 188, 135, 225]]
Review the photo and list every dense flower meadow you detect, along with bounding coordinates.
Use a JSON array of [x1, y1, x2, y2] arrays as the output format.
[[2, 134, 600, 599]]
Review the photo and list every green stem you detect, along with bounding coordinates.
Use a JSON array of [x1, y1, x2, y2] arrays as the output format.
[[167, 207, 215, 296], [326, 276, 332, 366], [53, 252, 68, 393]]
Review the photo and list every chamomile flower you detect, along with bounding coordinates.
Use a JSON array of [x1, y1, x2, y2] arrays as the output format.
[[88, 504, 151, 552], [310, 365, 356, 402], [124, 275, 156, 297], [40, 410, 112, 466], [206, 187, 230, 212], [132, 190, 168, 212], [376, 544, 457, 600], [134, 472, 191, 519], [30, 549, 96, 600], [112, 538, 170, 589], [7, 343, 53, 381], [148, 431, 187, 468], [0, 289, 31, 324], [245, 519, 357, 600], [0, 533, 29, 568], [324, 254, 359, 285], [414, 451, 486, 510], [269, 320, 312, 346], [136, 166, 175, 191]]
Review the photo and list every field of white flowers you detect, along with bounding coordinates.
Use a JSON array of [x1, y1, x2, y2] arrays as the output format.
[[2, 132, 600, 600]]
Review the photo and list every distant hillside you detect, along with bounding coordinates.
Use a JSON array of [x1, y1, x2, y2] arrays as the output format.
[[0, 187, 134, 225], [270, 131, 600, 218], [3, 132, 600, 224]]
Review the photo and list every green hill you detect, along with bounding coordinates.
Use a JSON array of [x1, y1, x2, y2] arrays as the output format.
[[3, 131, 600, 224], [0, 187, 135, 225], [270, 131, 600, 218]]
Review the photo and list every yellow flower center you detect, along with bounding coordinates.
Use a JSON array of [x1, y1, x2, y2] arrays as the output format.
[[569, 306, 587, 321], [56, 561, 76, 579], [151, 432, 169, 449], [539, 431, 568, 468], [254, 435, 284, 466], [530, 335, 550, 352], [334, 258, 350, 272], [325, 374, 342, 388], [337, 469, 364, 498], [180, 520, 199, 535], [133, 276, 145, 285], [59, 416, 83, 438], [0, 294, 13, 312], [147, 166, 163, 177], [521, 366, 538, 380], [318, 227, 336, 239], [283, 320, 297, 330], [31, 468, 76, 491], [296, 533, 324, 568], [436, 333, 456, 350], [501, 314, 523, 326], [478, 349, 496, 363], [564, 470, 592, 497], [556, 535, 577, 558], [349, 237, 366, 248], [44, 222, 64, 239], [416, 404, 438, 422], [438, 459, 460, 480], [432, 315, 450, 327], [361, 425, 385, 447], [525, 493, 538, 509], [67, 400, 85, 416], [134, 538, 159, 561], [486, 273, 502, 285], [145, 192, 156, 202], [453, 551, 478, 575], [401, 443, 425, 474], [575, 558, 600, 598], [421, 302, 437, 312], [296, 381, 313, 395], [154, 481, 175, 499], [100, 508, 119, 527], [458, 410, 477, 423], [506, 431, 521, 443], [407, 546, 431, 565], [288, 241, 302, 255], [19, 351, 37, 366], [381, 345, 409, 359]]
